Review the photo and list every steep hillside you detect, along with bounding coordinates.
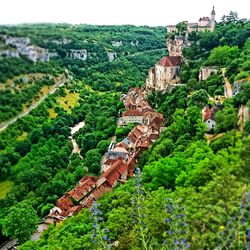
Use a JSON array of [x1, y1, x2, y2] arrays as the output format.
[[0, 24, 166, 124], [0, 24, 166, 246], [1, 14, 250, 250]]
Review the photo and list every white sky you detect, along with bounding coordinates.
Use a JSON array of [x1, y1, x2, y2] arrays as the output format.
[[0, 0, 249, 26]]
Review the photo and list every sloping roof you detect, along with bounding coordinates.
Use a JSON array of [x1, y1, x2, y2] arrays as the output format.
[[188, 22, 198, 27], [115, 141, 129, 150], [56, 195, 73, 211], [123, 109, 143, 116], [157, 56, 182, 67], [68, 176, 97, 202], [199, 17, 210, 21], [104, 158, 116, 166], [112, 146, 129, 154], [102, 159, 127, 186], [204, 106, 218, 121]]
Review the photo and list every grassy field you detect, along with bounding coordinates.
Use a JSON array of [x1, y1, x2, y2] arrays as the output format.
[[16, 131, 28, 141], [0, 180, 14, 199], [48, 108, 58, 119], [57, 89, 80, 113]]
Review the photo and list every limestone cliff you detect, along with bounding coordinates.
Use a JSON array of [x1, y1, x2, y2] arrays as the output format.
[[1, 36, 49, 62]]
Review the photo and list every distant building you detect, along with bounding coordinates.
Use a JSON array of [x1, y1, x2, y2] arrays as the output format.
[[167, 6, 216, 33]]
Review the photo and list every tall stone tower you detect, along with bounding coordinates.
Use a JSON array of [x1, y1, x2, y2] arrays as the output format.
[[211, 6, 216, 31]]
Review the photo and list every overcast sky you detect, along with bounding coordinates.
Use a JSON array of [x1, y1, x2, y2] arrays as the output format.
[[0, 0, 249, 26]]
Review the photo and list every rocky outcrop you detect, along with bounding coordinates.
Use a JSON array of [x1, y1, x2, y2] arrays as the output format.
[[68, 49, 87, 60], [238, 105, 249, 132], [107, 51, 117, 62], [111, 41, 123, 47], [50, 38, 71, 45], [130, 40, 139, 46], [199, 66, 218, 81], [0, 49, 19, 58], [3, 36, 49, 62], [166, 35, 191, 57]]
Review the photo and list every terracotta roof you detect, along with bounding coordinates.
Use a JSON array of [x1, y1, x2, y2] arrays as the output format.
[[157, 56, 182, 67], [115, 141, 129, 150], [102, 160, 123, 187], [112, 146, 129, 154], [123, 109, 143, 116], [56, 195, 74, 213], [68, 176, 97, 202], [138, 137, 152, 149], [104, 158, 116, 166], [204, 106, 217, 121]]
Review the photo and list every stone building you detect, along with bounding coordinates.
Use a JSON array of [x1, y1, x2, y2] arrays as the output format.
[[167, 6, 216, 33], [145, 56, 182, 91], [199, 66, 218, 81], [166, 35, 191, 57]]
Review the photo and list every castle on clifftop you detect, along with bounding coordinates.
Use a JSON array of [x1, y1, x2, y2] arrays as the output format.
[[167, 6, 216, 33], [145, 7, 216, 92]]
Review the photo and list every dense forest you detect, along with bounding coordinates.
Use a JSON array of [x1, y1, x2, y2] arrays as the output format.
[[0, 12, 250, 250]]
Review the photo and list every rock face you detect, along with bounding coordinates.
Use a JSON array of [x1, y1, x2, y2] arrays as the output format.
[[130, 40, 139, 46], [0, 49, 19, 58], [107, 51, 117, 62], [68, 49, 87, 60], [199, 67, 218, 81], [3, 36, 49, 62], [111, 41, 123, 47], [166, 35, 191, 57], [50, 39, 71, 45]]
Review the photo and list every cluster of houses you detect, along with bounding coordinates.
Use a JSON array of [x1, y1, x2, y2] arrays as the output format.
[[45, 87, 165, 224]]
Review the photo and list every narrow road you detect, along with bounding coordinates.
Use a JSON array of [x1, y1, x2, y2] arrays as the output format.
[[0, 239, 17, 250], [0, 75, 68, 132]]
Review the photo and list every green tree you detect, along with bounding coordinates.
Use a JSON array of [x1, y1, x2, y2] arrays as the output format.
[[215, 105, 237, 133], [187, 89, 209, 108], [2, 201, 39, 243], [176, 21, 187, 35], [206, 46, 239, 66]]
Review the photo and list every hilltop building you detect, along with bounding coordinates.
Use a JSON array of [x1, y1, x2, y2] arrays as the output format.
[[167, 6, 216, 33]]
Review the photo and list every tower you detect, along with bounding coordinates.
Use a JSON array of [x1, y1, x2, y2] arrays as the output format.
[[210, 6, 216, 31]]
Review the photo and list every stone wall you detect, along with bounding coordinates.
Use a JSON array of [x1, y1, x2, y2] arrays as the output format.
[[199, 67, 218, 81]]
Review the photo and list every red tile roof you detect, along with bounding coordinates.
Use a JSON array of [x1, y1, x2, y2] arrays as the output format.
[[123, 109, 143, 116], [68, 176, 97, 202], [157, 56, 182, 67], [204, 106, 217, 121], [102, 159, 128, 187], [199, 17, 210, 21], [115, 141, 129, 150]]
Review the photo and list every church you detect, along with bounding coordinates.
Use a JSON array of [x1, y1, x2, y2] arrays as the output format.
[[167, 6, 216, 33]]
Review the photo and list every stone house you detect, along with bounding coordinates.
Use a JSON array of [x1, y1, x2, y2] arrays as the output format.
[[105, 146, 129, 161], [199, 67, 218, 81], [118, 109, 144, 125], [145, 56, 182, 91]]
